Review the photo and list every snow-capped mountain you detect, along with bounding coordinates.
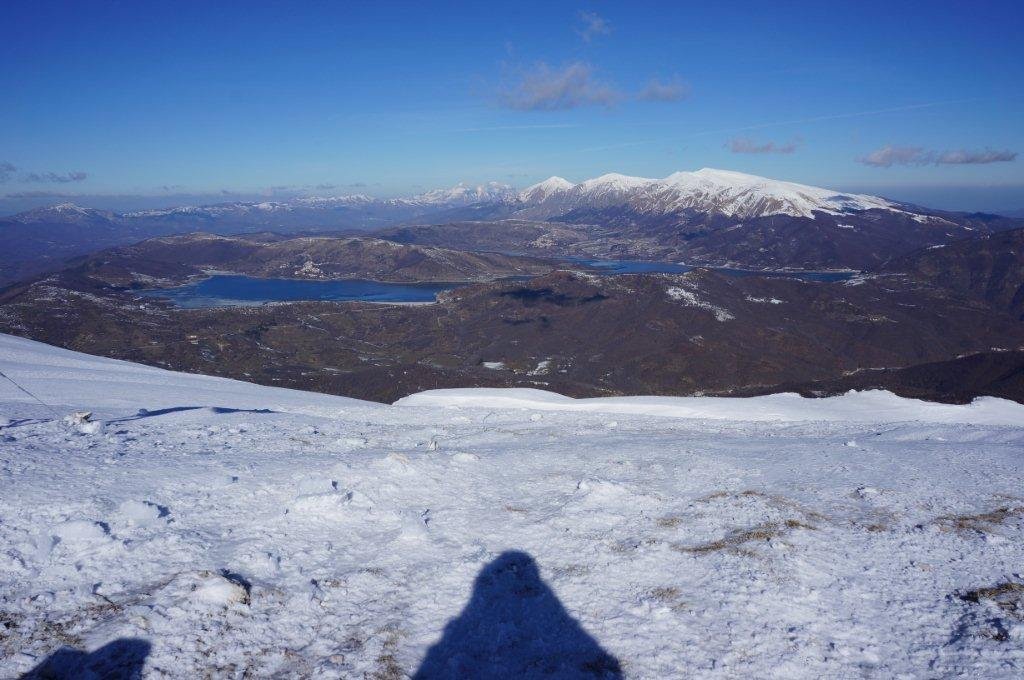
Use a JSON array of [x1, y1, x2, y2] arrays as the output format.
[[125, 201, 303, 219], [14, 169, 912, 228], [513, 168, 902, 220], [1, 170, 919, 228], [120, 182, 518, 220], [7, 169, 1019, 285], [11, 202, 118, 225], [409, 181, 518, 207], [518, 176, 576, 202], [293, 194, 377, 208], [655, 168, 897, 218]]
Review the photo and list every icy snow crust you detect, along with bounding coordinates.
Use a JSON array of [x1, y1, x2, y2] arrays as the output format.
[[2, 333, 1024, 678]]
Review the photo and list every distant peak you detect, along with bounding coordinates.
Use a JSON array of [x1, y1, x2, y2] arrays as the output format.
[[668, 168, 771, 184], [520, 176, 575, 201], [412, 180, 517, 206], [579, 173, 656, 191], [588, 172, 652, 182]]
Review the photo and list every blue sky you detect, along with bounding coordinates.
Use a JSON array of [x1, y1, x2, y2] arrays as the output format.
[[2, 0, 1023, 212]]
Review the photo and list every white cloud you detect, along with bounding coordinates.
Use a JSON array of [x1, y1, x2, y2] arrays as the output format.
[[576, 11, 611, 42], [499, 62, 620, 111], [859, 145, 1017, 167], [729, 137, 800, 154], [935, 148, 1017, 165], [638, 78, 690, 103]]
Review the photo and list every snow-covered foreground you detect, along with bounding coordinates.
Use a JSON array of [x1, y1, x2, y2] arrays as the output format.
[[1, 333, 1023, 678]]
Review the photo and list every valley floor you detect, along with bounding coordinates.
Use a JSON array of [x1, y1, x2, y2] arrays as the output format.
[[1, 334, 1023, 678]]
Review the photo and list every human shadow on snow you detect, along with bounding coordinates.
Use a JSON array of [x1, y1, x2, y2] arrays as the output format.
[[413, 550, 622, 679], [20, 637, 150, 680]]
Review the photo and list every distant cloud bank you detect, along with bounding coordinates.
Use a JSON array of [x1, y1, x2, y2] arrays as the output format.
[[23, 171, 88, 183], [0, 162, 88, 184], [859, 145, 1017, 167], [729, 138, 801, 155], [934, 149, 1018, 165], [498, 62, 690, 111]]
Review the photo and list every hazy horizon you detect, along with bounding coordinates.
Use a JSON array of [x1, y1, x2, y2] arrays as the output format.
[[1, 174, 1023, 216], [3, 1, 1022, 215]]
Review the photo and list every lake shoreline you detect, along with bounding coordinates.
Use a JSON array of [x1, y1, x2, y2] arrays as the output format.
[[138, 259, 858, 308]]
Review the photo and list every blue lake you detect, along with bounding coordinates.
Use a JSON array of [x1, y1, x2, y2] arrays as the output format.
[[138, 275, 454, 308], [140, 262, 855, 308], [567, 258, 855, 283]]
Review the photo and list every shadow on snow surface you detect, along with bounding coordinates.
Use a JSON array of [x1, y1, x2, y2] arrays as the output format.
[[106, 406, 277, 423], [18, 554, 620, 679], [20, 638, 150, 680], [413, 551, 622, 679]]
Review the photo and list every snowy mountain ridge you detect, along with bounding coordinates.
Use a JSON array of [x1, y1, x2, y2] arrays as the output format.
[[25, 169, 912, 224], [409, 181, 518, 207], [517, 168, 901, 219], [11, 203, 117, 224]]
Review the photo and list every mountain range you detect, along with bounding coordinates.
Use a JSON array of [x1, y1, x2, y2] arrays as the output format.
[[3, 169, 1023, 285], [6, 169, 956, 225]]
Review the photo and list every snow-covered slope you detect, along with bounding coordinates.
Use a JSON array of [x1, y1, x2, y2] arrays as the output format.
[[513, 168, 904, 220], [656, 168, 897, 218], [518, 176, 576, 202], [397, 386, 1024, 426], [2, 333, 1023, 678], [0, 333, 374, 418]]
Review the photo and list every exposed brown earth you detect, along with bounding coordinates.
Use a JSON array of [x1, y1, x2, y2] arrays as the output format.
[[376, 213, 1024, 272], [2, 264, 1021, 403], [745, 349, 1024, 404], [54, 232, 563, 288], [882, 227, 1024, 318]]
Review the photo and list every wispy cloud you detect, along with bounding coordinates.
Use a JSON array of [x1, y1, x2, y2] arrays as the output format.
[[633, 98, 982, 135], [457, 123, 579, 132], [1, 164, 90, 184], [638, 77, 690, 103], [576, 11, 611, 42], [729, 137, 801, 154], [499, 62, 620, 111], [308, 182, 377, 190], [23, 170, 88, 183], [491, 99, 996, 167], [859, 144, 1017, 167], [935, 148, 1017, 165], [1, 190, 71, 200]]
